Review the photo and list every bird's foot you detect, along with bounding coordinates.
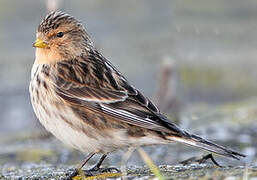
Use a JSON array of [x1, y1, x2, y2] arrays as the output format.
[[65, 167, 120, 180], [88, 165, 120, 173], [65, 168, 79, 180], [179, 153, 223, 167]]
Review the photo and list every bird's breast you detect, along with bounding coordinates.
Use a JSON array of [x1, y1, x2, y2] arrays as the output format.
[[29, 64, 125, 153]]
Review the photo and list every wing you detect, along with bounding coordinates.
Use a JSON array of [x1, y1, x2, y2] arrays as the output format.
[[56, 76, 128, 103], [50, 52, 185, 136], [48, 52, 245, 160]]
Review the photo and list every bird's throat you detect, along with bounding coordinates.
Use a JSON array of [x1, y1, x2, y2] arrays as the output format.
[[35, 48, 62, 64]]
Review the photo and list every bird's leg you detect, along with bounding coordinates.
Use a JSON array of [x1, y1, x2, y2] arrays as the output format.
[[88, 154, 107, 171], [180, 153, 223, 167], [196, 154, 223, 167], [66, 152, 96, 180], [87, 154, 120, 173], [179, 157, 197, 165], [66, 153, 120, 180]]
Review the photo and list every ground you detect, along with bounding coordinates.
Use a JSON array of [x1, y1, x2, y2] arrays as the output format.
[[0, 100, 256, 179]]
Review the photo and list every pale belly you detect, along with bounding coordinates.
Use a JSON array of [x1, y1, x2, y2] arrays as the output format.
[[29, 87, 167, 154]]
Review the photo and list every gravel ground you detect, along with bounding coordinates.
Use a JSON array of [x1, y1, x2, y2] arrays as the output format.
[[0, 100, 256, 179]]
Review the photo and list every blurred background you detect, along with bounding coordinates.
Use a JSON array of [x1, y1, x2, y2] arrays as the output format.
[[0, 0, 257, 169]]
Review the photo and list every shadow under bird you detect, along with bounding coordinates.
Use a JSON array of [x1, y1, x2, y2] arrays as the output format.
[[30, 11, 245, 179]]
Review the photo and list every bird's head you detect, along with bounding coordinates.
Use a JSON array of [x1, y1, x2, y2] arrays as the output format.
[[33, 11, 92, 64]]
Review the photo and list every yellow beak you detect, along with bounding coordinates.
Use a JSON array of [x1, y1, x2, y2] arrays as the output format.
[[33, 38, 47, 48]]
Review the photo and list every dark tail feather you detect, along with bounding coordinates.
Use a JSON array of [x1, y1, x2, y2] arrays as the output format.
[[167, 133, 246, 160]]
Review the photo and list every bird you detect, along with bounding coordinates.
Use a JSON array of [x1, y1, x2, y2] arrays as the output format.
[[30, 11, 245, 179]]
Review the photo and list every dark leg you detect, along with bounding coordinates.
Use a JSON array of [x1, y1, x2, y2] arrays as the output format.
[[89, 154, 107, 171], [66, 153, 120, 180], [87, 154, 120, 173], [197, 154, 222, 167], [179, 157, 197, 166], [78, 152, 96, 170], [66, 152, 96, 180], [180, 153, 223, 167]]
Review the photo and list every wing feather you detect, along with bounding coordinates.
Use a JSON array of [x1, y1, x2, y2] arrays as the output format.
[[50, 57, 184, 135], [56, 85, 128, 103], [56, 89, 172, 133]]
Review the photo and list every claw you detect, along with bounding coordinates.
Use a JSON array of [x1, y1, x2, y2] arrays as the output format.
[[85, 167, 120, 174], [180, 153, 224, 167], [179, 157, 197, 166], [197, 154, 223, 167], [65, 168, 78, 180]]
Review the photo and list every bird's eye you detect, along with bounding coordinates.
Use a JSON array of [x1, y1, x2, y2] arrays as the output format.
[[56, 32, 64, 38]]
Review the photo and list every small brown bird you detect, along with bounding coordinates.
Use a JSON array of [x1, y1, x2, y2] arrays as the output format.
[[30, 11, 245, 178]]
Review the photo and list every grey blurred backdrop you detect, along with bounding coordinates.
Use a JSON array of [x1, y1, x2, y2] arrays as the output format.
[[1, 0, 257, 133]]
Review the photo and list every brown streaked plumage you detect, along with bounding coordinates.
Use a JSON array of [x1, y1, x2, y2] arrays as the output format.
[[30, 11, 245, 178]]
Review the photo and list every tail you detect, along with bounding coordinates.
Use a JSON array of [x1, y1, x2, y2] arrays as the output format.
[[167, 132, 246, 160]]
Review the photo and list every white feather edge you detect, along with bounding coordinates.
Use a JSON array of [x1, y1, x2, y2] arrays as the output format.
[[167, 136, 197, 146]]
